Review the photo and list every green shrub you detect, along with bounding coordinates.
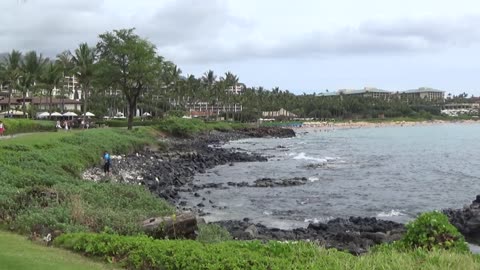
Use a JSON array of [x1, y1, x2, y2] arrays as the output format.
[[95, 119, 161, 128], [196, 224, 232, 243], [398, 211, 469, 252], [1, 119, 55, 135], [156, 117, 247, 137]]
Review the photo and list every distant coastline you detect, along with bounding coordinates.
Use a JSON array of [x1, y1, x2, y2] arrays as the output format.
[[293, 119, 480, 130]]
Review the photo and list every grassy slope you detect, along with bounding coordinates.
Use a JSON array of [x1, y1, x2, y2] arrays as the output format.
[[0, 230, 118, 270], [0, 128, 173, 235]]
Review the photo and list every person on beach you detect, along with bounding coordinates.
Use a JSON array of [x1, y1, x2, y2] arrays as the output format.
[[103, 151, 111, 176], [0, 121, 5, 136], [56, 120, 61, 129]]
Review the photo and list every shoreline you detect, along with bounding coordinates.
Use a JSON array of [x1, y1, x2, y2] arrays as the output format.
[[81, 126, 480, 254], [296, 119, 480, 131]]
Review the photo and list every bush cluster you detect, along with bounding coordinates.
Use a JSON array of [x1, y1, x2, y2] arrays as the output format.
[[398, 211, 469, 252], [1, 119, 55, 135], [156, 117, 246, 137]]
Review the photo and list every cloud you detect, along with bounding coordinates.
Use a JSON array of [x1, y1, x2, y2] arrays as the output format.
[[174, 15, 480, 63], [0, 0, 479, 64]]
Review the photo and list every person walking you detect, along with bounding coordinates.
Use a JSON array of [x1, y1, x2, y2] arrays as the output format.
[[103, 151, 111, 176], [0, 121, 5, 136]]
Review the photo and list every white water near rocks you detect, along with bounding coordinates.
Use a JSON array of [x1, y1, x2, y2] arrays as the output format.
[[180, 123, 480, 230]]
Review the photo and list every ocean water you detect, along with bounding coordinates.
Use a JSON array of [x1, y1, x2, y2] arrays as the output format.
[[180, 123, 480, 229]]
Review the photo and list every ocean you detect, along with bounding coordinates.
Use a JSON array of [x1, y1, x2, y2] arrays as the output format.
[[180, 123, 480, 229]]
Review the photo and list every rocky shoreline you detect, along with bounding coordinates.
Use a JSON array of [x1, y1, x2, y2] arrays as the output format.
[[82, 126, 479, 254]]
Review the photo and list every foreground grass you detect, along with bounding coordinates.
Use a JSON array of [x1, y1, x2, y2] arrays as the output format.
[[0, 230, 118, 270], [55, 232, 480, 270], [0, 127, 173, 235]]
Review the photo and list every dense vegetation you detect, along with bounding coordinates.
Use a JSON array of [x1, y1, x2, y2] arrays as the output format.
[[54, 225, 479, 270], [156, 117, 246, 137], [0, 118, 55, 135], [0, 128, 172, 235]]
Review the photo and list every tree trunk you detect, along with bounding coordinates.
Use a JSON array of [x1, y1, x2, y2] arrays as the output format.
[[127, 99, 136, 130], [82, 85, 88, 128], [49, 91, 53, 114], [7, 88, 12, 115], [22, 91, 27, 118]]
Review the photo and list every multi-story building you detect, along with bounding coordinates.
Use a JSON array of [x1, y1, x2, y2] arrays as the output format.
[[337, 87, 392, 99], [400, 87, 445, 101], [317, 86, 445, 102], [226, 84, 245, 95]]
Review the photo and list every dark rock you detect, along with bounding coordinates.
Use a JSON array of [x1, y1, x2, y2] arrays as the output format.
[[197, 203, 205, 207]]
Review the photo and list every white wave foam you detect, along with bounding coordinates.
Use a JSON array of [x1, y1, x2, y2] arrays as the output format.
[[304, 216, 334, 224], [377, 210, 405, 218], [263, 211, 272, 216], [293, 153, 327, 163], [308, 177, 320, 182], [304, 218, 321, 224]]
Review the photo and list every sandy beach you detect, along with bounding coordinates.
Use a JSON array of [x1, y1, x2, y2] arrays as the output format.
[[295, 119, 480, 131]]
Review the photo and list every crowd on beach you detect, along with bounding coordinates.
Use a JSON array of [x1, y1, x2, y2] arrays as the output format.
[[55, 119, 92, 131]]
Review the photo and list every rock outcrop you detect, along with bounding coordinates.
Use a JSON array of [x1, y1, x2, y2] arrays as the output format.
[[215, 217, 405, 255]]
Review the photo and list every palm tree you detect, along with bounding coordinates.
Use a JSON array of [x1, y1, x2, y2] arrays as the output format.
[[42, 63, 63, 113], [2, 50, 22, 113], [20, 51, 47, 117], [72, 43, 95, 125], [56, 51, 74, 112]]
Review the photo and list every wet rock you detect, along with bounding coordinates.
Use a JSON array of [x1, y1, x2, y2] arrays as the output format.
[[444, 195, 480, 243], [214, 217, 405, 255], [253, 177, 308, 188]]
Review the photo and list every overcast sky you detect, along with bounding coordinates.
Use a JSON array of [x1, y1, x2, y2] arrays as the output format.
[[1, 0, 479, 94]]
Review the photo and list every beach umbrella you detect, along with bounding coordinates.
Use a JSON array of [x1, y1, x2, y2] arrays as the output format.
[[50, 112, 63, 117], [63, 112, 78, 117], [37, 112, 50, 118], [142, 112, 151, 117], [82, 112, 95, 117]]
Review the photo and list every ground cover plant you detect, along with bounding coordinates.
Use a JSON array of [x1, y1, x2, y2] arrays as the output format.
[[54, 231, 480, 270]]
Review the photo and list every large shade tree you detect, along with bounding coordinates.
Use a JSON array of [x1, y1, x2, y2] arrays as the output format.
[[96, 28, 162, 129]]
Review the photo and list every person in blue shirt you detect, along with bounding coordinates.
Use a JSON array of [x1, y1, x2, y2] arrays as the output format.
[[103, 151, 111, 176]]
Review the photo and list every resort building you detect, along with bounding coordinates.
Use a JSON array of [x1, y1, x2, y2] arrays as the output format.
[[337, 87, 392, 99], [262, 108, 298, 118], [316, 86, 445, 102], [226, 84, 245, 95], [400, 87, 445, 101], [0, 96, 82, 113]]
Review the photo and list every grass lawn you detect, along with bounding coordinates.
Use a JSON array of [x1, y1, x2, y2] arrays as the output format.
[[0, 230, 118, 270]]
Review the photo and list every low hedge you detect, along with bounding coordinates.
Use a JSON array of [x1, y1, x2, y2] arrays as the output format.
[[156, 117, 246, 137], [95, 119, 160, 128], [54, 232, 480, 270], [0, 119, 55, 135]]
